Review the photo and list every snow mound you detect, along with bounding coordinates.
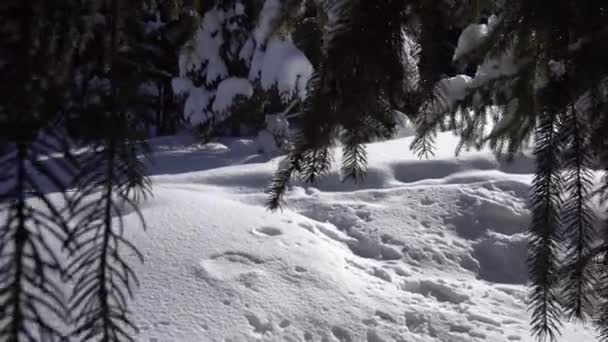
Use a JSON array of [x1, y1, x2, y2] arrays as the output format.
[[97, 131, 598, 341]]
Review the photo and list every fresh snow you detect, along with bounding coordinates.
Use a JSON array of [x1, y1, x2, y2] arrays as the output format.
[[111, 131, 597, 341]]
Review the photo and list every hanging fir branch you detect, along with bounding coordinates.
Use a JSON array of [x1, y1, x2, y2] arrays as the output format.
[[559, 103, 597, 322], [266, 0, 410, 209], [68, 136, 148, 341], [528, 110, 564, 342], [265, 70, 336, 211], [66, 0, 151, 340], [0, 132, 75, 342]]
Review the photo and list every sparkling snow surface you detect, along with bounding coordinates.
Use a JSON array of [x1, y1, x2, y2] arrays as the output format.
[[122, 132, 596, 341]]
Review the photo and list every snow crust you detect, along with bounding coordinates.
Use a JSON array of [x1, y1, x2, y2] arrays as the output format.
[[114, 131, 597, 341]]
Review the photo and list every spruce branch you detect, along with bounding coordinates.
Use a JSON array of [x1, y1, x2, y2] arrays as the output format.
[[0, 139, 74, 342], [528, 111, 564, 342], [558, 105, 597, 321]]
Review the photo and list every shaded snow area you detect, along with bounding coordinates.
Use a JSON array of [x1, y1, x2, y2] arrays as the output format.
[[121, 133, 596, 341]]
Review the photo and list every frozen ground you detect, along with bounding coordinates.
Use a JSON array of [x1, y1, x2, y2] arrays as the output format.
[[115, 131, 596, 341]]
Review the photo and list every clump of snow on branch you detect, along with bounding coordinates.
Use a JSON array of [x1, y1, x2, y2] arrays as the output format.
[[255, 113, 291, 154], [212, 78, 254, 113], [183, 86, 212, 125], [453, 16, 499, 62], [249, 37, 313, 100], [253, 0, 281, 45]]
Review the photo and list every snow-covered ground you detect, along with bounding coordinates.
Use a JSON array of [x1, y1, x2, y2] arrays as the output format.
[[117, 132, 596, 341]]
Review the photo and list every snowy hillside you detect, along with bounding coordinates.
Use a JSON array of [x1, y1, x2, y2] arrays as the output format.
[[119, 132, 596, 341]]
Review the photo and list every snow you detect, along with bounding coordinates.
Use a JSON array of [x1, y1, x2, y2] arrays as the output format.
[[453, 16, 499, 62], [171, 77, 194, 96], [177, 8, 228, 83], [106, 131, 597, 341], [254, 114, 291, 155], [453, 24, 490, 62], [183, 86, 211, 125], [239, 37, 256, 62], [253, 0, 281, 46], [447, 15, 522, 112], [437, 75, 474, 106], [21, 129, 599, 341], [474, 50, 520, 83], [235, 3, 246, 16], [212, 77, 254, 113], [548, 59, 566, 79], [250, 37, 313, 99]]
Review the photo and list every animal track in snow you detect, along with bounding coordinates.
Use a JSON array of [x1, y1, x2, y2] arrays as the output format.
[[404, 311, 429, 333], [370, 267, 392, 282], [331, 326, 352, 342], [244, 313, 273, 335], [251, 226, 283, 237], [374, 310, 397, 323], [211, 251, 265, 264], [294, 266, 307, 273], [298, 221, 316, 233], [402, 280, 469, 304], [366, 329, 388, 342], [473, 233, 527, 284]]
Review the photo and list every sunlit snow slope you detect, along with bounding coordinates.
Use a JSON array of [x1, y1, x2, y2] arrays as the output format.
[[124, 132, 596, 342]]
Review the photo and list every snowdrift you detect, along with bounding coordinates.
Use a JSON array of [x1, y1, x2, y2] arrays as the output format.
[[122, 131, 596, 341]]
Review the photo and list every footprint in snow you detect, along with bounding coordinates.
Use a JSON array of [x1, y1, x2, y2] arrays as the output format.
[[251, 226, 283, 237], [331, 326, 352, 342], [294, 266, 307, 273], [244, 313, 273, 335]]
